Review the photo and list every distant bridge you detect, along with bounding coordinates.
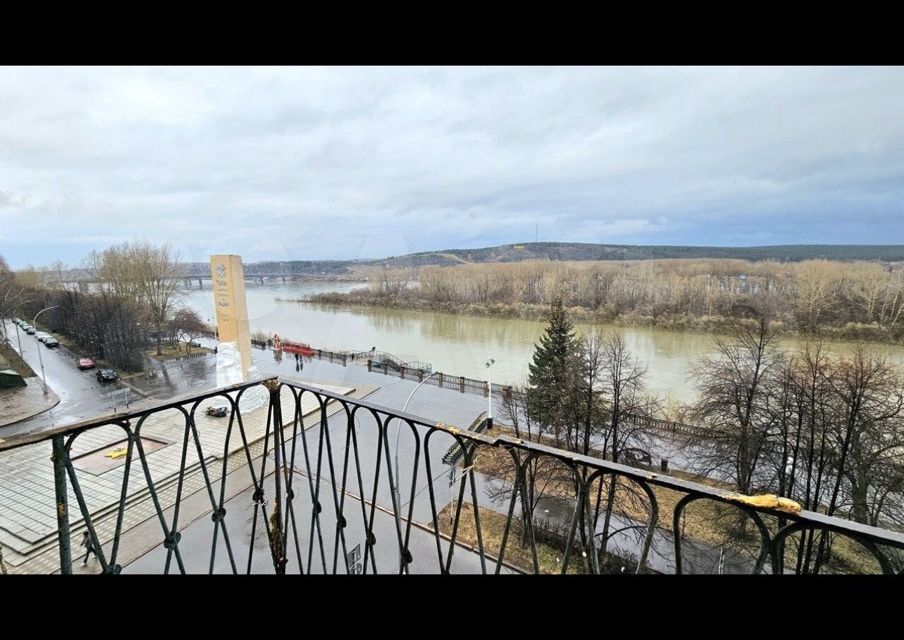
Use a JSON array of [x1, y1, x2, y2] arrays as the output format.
[[179, 273, 314, 288], [60, 273, 334, 290]]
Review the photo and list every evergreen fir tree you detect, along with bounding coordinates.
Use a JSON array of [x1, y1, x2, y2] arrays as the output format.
[[527, 298, 577, 432]]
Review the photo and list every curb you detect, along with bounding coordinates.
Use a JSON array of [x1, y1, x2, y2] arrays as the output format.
[[117, 378, 152, 399], [0, 383, 62, 428]]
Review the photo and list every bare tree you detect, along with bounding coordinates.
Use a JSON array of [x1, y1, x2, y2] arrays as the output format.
[[170, 308, 206, 354], [12, 265, 43, 290], [793, 260, 842, 328], [368, 266, 412, 299], [94, 242, 185, 356], [826, 347, 904, 526], [524, 327, 658, 572], [591, 331, 655, 563], [337, 257, 904, 341], [493, 385, 559, 547], [685, 314, 781, 493], [0, 256, 29, 338], [762, 343, 839, 573], [43, 260, 67, 290], [16, 284, 144, 371]]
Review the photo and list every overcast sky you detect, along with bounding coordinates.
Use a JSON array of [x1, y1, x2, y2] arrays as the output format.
[[1, 66, 903, 268]]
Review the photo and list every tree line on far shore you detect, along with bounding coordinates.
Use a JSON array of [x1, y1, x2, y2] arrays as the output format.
[[311, 258, 904, 342]]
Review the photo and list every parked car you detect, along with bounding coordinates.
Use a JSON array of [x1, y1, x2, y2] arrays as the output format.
[[44, 337, 59, 348], [96, 368, 118, 383], [36, 332, 51, 342], [23, 325, 36, 335], [77, 357, 96, 370]]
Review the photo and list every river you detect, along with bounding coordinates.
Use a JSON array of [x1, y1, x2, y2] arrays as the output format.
[[181, 282, 904, 405]]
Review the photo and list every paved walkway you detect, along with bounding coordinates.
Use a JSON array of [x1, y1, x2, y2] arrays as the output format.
[[124, 467, 515, 574], [0, 378, 60, 428], [0, 380, 373, 572]]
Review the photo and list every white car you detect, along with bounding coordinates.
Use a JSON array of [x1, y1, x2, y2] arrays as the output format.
[[36, 332, 51, 342]]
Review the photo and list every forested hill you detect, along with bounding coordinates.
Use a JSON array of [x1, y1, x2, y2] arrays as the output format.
[[182, 243, 904, 276], [398, 243, 904, 264]]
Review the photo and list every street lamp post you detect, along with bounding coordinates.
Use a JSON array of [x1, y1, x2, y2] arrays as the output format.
[[485, 356, 495, 428], [392, 368, 439, 571], [33, 306, 58, 395], [12, 318, 24, 358], [6, 301, 32, 357]]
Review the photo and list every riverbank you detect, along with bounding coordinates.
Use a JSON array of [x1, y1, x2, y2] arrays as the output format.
[[183, 284, 904, 401], [300, 294, 904, 346]]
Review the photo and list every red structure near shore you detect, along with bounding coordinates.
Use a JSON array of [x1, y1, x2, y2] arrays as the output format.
[[280, 340, 314, 356]]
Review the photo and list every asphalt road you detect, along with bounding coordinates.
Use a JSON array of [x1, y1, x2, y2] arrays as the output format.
[[1, 320, 133, 436]]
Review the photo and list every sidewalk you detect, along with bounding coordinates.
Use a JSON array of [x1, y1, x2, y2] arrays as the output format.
[[1, 380, 376, 573], [0, 378, 60, 429]]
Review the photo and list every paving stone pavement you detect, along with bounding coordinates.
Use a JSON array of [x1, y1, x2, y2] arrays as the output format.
[[0, 380, 374, 571], [0, 378, 61, 428]]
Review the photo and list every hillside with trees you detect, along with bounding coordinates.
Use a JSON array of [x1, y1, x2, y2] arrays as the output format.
[[27, 242, 904, 284], [386, 242, 904, 266], [172, 242, 904, 278]]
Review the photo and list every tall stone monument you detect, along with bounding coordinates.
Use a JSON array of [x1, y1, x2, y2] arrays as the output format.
[[210, 255, 253, 386]]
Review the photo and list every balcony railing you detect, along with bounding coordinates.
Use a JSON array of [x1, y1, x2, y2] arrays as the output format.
[[1, 377, 902, 575]]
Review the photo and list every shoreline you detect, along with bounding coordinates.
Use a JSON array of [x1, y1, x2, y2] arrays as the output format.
[[278, 295, 904, 348]]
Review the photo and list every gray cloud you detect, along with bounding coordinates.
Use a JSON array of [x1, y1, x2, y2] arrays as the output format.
[[1, 66, 903, 267]]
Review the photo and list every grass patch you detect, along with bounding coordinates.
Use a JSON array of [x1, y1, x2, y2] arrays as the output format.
[[435, 503, 580, 574]]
